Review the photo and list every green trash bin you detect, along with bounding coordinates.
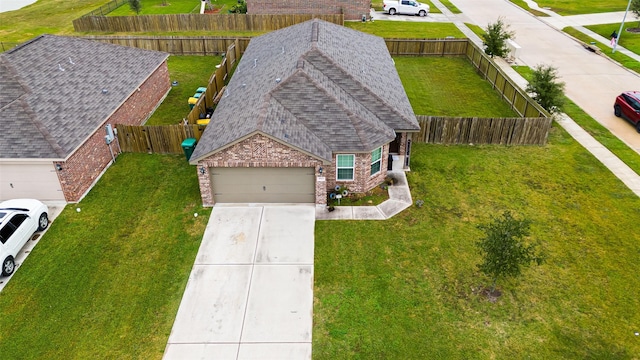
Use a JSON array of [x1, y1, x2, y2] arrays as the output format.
[[181, 138, 197, 161]]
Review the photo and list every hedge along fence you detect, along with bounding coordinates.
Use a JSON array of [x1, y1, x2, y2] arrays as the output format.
[[73, 13, 344, 32], [83, 35, 251, 56], [116, 124, 206, 154], [415, 116, 552, 145]]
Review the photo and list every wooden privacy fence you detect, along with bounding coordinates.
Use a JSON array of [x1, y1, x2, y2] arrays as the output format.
[[183, 41, 240, 124], [73, 13, 344, 32], [385, 38, 468, 56], [384, 38, 549, 119], [116, 124, 206, 154], [415, 116, 552, 145], [465, 42, 549, 118], [83, 36, 250, 56]]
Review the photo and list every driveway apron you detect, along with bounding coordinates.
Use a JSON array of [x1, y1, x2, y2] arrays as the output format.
[[164, 205, 315, 360]]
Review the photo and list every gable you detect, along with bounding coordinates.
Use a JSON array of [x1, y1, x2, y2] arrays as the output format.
[[190, 19, 418, 163]]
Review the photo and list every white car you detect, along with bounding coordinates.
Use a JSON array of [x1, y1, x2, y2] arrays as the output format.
[[0, 199, 49, 276], [383, 0, 430, 16]]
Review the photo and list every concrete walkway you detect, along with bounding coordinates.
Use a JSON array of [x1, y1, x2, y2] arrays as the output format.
[[315, 169, 413, 220], [373, 1, 640, 198], [164, 205, 315, 360]]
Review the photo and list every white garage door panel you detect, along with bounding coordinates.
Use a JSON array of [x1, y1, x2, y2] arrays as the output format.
[[212, 168, 315, 203], [0, 163, 65, 201]]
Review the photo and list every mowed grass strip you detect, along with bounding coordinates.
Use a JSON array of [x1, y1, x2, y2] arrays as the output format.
[[314, 128, 640, 359], [0, 153, 210, 359], [585, 22, 640, 56], [512, 65, 640, 175], [532, 0, 629, 15], [108, 0, 240, 15], [395, 57, 518, 117], [562, 27, 640, 73], [147, 55, 222, 125], [345, 21, 463, 38]]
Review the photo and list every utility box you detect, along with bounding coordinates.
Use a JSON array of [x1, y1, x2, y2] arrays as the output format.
[[181, 138, 197, 161]]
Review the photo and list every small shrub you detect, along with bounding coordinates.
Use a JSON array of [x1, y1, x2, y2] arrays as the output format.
[[229, 0, 247, 13], [526, 64, 566, 113], [128, 0, 142, 15], [482, 17, 514, 58]]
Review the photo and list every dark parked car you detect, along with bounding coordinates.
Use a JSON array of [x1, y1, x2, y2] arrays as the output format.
[[614, 91, 640, 132]]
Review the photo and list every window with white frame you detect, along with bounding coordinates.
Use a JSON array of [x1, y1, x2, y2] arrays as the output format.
[[370, 147, 382, 175], [336, 154, 355, 181]]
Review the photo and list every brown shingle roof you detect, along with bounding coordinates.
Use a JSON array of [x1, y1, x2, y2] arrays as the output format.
[[0, 35, 168, 159], [190, 19, 419, 163]]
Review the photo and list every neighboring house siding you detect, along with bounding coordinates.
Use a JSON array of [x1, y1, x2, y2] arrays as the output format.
[[196, 133, 325, 206], [326, 144, 389, 194], [247, 0, 369, 20], [55, 63, 170, 202]]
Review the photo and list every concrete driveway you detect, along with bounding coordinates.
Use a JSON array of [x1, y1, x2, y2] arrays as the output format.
[[0, 201, 66, 292], [164, 205, 315, 360], [449, 0, 640, 152]]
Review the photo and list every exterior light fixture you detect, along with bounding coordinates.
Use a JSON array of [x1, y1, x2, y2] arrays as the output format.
[[55, 164, 62, 171], [318, 167, 323, 174], [199, 166, 206, 175]]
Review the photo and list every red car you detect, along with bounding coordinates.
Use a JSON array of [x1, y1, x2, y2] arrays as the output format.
[[614, 91, 640, 132]]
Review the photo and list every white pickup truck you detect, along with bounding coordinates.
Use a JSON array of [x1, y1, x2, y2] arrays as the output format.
[[383, 0, 430, 16]]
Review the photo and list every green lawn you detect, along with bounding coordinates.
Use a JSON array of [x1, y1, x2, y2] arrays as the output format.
[[108, 0, 240, 16], [314, 131, 640, 358], [562, 27, 640, 74], [438, 0, 461, 14], [345, 21, 463, 38], [396, 57, 518, 117], [0, 0, 111, 44], [147, 55, 222, 125], [0, 153, 210, 359], [508, 0, 550, 16], [530, 0, 629, 15], [513, 65, 640, 176], [585, 22, 640, 56]]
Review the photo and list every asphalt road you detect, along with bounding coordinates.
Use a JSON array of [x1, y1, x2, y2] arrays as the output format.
[[449, 0, 640, 152]]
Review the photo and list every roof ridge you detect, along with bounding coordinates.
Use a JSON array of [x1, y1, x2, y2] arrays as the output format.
[[302, 51, 397, 137], [19, 98, 67, 158], [0, 56, 66, 157], [309, 48, 417, 129]]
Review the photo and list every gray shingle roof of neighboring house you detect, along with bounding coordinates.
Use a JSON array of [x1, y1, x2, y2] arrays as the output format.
[[190, 19, 419, 163], [0, 35, 168, 159]]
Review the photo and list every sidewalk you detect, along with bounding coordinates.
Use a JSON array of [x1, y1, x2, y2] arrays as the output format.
[[315, 169, 413, 220]]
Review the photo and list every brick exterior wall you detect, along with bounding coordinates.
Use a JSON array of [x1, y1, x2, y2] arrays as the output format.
[[195, 135, 397, 206], [55, 61, 170, 202], [247, 0, 370, 21], [196, 133, 325, 206], [325, 144, 389, 194]]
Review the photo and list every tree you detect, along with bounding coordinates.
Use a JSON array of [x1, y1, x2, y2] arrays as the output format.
[[632, 0, 640, 28], [230, 0, 247, 14], [526, 64, 566, 113], [129, 0, 142, 15], [481, 17, 515, 58], [476, 211, 544, 293]]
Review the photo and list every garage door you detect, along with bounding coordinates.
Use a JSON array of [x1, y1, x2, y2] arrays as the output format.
[[0, 162, 65, 201], [211, 167, 315, 203]]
